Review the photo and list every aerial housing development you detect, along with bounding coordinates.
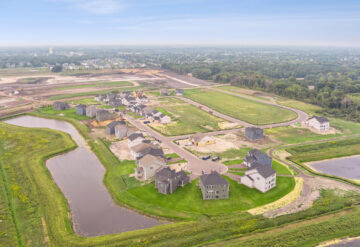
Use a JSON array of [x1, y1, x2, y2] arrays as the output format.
[[1, 2, 360, 243]]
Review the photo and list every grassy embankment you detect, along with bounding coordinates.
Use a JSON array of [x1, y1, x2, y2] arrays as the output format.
[[150, 97, 231, 136], [53, 81, 133, 90], [183, 88, 297, 125], [1, 116, 360, 246], [286, 137, 360, 185]]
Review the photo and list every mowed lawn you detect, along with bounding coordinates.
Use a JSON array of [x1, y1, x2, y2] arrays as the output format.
[[124, 176, 295, 215], [150, 98, 231, 136], [184, 89, 297, 125]]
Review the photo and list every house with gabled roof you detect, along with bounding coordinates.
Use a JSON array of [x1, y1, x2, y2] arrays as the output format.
[[96, 109, 112, 122], [106, 120, 125, 135], [240, 163, 276, 193], [94, 94, 107, 102], [245, 127, 264, 141], [86, 105, 98, 117], [75, 104, 87, 115], [135, 154, 166, 180], [199, 171, 229, 200], [53, 101, 70, 111], [243, 149, 272, 168], [160, 88, 170, 96], [306, 116, 330, 131], [190, 133, 215, 146], [130, 141, 164, 159], [155, 167, 189, 194], [174, 88, 184, 96], [127, 133, 145, 148]]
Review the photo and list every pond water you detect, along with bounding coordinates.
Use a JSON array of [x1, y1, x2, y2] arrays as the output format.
[[4, 115, 161, 237], [308, 156, 360, 180]]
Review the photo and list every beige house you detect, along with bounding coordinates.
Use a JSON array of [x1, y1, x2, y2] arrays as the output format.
[[135, 154, 166, 180], [190, 133, 215, 146], [240, 164, 276, 193]]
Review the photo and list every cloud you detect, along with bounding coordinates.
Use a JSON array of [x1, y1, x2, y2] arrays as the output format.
[[57, 0, 126, 14]]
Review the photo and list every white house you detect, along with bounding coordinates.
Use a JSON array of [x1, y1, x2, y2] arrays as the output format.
[[240, 164, 276, 193], [306, 116, 330, 131], [127, 133, 145, 148]]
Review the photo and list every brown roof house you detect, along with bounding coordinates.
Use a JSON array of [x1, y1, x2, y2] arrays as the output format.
[[199, 171, 229, 200], [135, 154, 166, 180], [190, 133, 215, 146], [53, 101, 70, 111], [155, 167, 189, 194], [244, 127, 264, 141], [240, 164, 276, 193], [96, 109, 112, 122]]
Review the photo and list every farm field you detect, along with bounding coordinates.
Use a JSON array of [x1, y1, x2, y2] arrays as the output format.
[[184, 89, 297, 125], [53, 81, 133, 90], [150, 98, 231, 136]]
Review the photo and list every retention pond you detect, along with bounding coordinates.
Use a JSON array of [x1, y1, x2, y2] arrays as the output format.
[[4, 115, 161, 237], [308, 156, 360, 180]]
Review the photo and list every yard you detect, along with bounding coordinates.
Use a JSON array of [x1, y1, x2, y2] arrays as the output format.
[[36, 106, 90, 121], [123, 176, 295, 216], [184, 89, 297, 125]]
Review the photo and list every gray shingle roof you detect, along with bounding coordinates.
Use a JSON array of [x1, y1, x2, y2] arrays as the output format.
[[250, 163, 276, 178], [107, 121, 123, 129], [312, 116, 329, 124], [128, 133, 144, 141], [200, 171, 228, 186]]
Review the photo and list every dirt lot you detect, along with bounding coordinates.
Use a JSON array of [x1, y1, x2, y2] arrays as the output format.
[[179, 132, 276, 153], [110, 140, 134, 160]]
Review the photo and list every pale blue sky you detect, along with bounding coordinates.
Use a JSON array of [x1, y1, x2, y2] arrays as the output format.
[[1, 0, 360, 46]]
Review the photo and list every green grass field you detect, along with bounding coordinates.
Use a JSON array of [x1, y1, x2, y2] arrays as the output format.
[[218, 85, 271, 101], [36, 106, 90, 120], [53, 81, 133, 90], [150, 98, 229, 136], [66, 97, 99, 105], [276, 98, 322, 115], [124, 176, 295, 216], [287, 137, 360, 164], [184, 89, 297, 125]]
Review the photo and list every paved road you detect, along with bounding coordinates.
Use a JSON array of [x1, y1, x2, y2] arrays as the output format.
[[124, 115, 228, 176]]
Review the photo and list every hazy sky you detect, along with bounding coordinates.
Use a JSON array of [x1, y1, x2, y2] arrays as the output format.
[[1, 0, 360, 46]]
